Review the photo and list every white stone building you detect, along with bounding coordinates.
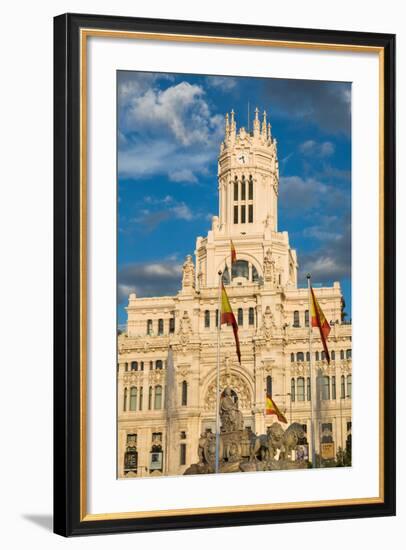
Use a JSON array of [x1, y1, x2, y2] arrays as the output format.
[[117, 108, 352, 478]]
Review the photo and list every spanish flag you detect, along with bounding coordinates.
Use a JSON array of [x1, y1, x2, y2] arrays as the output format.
[[221, 283, 241, 363], [265, 394, 287, 423], [310, 285, 331, 363], [230, 240, 237, 265]]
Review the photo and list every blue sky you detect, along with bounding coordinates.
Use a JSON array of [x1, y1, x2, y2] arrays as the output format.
[[117, 71, 351, 326]]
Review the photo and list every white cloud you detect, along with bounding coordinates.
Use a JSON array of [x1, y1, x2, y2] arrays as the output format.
[[118, 78, 224, 182], [299, 140, 335, 157], [206, 76, 237, 91], [169, 169, 198, 183]]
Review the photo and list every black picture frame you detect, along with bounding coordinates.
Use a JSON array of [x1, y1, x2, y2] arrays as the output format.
[[54, 12, 396, 537]]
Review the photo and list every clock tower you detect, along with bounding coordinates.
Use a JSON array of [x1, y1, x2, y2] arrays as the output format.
[[218, 107, 279, 234], [195, 108, 298, 290]]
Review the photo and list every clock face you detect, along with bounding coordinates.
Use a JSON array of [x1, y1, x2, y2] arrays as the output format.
[[237, 152, 247, 164]]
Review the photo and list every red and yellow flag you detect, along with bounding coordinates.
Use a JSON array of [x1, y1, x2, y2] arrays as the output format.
[[221, 283, 241, 363], [310, 285, 331, 363], [230, 240, 237, 264], [265, 394, 287, 423]]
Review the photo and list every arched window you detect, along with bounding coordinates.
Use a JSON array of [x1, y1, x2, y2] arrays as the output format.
[[169, 316, 175, 334], [252, 265, 259, 282], [156, 360, 163, 370], [331, 350, 336, 361], [129, 387, 137, 411], [340, 349, 345, 360], [154, 385, 162, 410], [321, 376, 330, 400], [140, 362, 144, 371], [204, 310, 210, 328], [341, 375, 346, 398], [131, 361, 138, 371], [293, 310, 300, 327], [232, 260, 249, 280], [315, 351, 320, 361], [248, 175, 253, 200], [148, 386, 153, 409], [123, 387, 128, 411], [321, 350, 326, 361], [291, 378, 296, 402], [306, 351, 310, 361], [233, 177, 238, 200], [238, 308, 243, 326], [297, 377, 305, 401], [347, 375, 352, 398], [304, 310, 309, 327], [307, 377, 311, 401], [181, 381, 188, 406], [248, 307, 255, 325], [346, 349, 352, 359], [297, 352, 304, 362], [332, 376, 336, 399], [291, 353, 295, 363], [266, 375, 272, 397], [147, 319, 153, 335], [139, 387, 143, 410], [158, 319, 164, 335], [241, 176, 246, 200]]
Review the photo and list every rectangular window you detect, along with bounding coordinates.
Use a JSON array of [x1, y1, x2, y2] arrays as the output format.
[[241, 205, 246, 224], [234, 205, 238, 224], [248, 307, 255, 325], [304, 310, 309, 327], [127, 433, 137, 445], [241, 181, 246, 200], [238, 308, 243, 326], [147, 319, 153, 335], [158, 319, 164, 335], [307, 377, 311, 401], [180, 431, 187, 439], [234, 181, 238, 201], [139, 387, 143, 410], [332, 376, 336, 400], [248, 180, 253, 200], [266, 376, 272, 397], [180, 443, 186, 465], [248, 204, 253, 223], [169, 317, 175, 333], [215, 309, 219, 327]]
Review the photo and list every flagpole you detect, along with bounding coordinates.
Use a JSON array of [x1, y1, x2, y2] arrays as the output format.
[[215, 269, 222, 474], [307, 273, 317, 468]]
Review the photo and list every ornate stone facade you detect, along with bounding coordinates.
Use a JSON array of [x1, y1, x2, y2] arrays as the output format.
[[117, 109, 352, 478]]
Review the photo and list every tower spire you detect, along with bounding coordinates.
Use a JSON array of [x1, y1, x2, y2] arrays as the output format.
[[262, 110, 267, 138], [253, 106, 260, 137]]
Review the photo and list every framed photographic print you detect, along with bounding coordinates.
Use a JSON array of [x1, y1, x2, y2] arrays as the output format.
[[53, 13, 396, 536]]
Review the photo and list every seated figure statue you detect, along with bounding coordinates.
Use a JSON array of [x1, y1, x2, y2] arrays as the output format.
[[220, 387, 244, 432]]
